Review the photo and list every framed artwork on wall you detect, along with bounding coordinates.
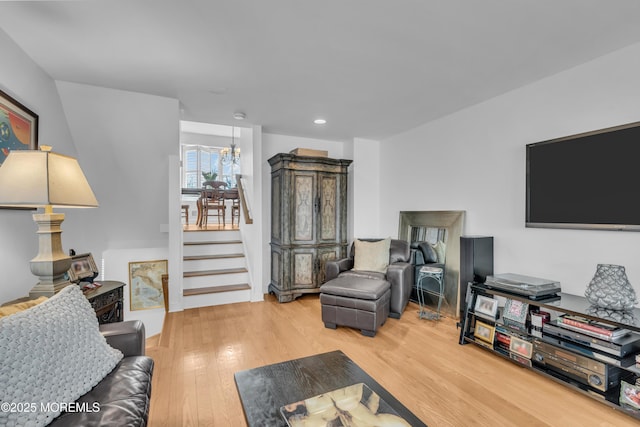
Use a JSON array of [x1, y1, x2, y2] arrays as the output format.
[[129, 259, 168, 311], [0, 89, 38, 166]]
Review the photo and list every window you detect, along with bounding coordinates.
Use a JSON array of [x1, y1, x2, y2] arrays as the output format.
[[181, 145, 239, 188], [222, 160, 241, 188]]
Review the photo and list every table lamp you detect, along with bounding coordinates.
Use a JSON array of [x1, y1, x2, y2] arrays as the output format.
[[0, 146, 98, 297]]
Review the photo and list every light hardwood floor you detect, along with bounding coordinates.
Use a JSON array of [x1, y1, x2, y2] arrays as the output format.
[[182, 223, 239, 232], [146, 294, 636, 427]]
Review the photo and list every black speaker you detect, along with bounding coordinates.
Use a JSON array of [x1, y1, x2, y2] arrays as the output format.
[[459, 236, 493, 317]]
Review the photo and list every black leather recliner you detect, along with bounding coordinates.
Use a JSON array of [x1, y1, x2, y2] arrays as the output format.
[[325, 238, 414, 318]]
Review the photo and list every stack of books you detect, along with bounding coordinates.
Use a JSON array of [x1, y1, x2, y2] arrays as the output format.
[[556, 314, 629, 342]]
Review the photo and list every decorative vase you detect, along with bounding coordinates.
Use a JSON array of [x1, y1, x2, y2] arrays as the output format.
[[585, 305, 635, 326], [585, 264, 637, 310]]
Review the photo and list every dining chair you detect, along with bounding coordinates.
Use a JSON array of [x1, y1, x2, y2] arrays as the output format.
[[199, 182, 227, 227], [181, 204, 189, 225], [226, 188, 240, 227]]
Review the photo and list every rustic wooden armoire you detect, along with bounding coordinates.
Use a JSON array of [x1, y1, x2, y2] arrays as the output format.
[[268, 153, 352, 302]]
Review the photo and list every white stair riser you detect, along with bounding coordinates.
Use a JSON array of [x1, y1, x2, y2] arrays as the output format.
[[183, 289, 251, 309], [183, 243, 244, 257], [184, 257, 245, 271], [183, 272, 249, 288], [183, 230, 241, 243]]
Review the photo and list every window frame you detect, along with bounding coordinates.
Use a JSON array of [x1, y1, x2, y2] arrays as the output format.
[[181, 144, 238, 188]]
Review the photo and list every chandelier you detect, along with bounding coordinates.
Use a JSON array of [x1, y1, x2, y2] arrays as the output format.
[[221, 127, 241, 165]]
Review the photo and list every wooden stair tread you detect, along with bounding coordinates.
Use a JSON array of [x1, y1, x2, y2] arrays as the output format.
[[183, 284, 251, 296], [184, 240, 242, 246], [183, 267, 248, 277], [183, 253, 245, 261]]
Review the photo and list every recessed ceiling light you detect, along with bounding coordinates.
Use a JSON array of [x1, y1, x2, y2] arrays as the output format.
[[233, 112, 246, 120], [314, 118, 327, 125]]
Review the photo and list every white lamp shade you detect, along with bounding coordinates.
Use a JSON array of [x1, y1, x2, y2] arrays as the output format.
[[0, 150, 98, 208]]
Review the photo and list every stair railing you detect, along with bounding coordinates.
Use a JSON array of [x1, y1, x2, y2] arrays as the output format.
[[235, 174, 253, 224]]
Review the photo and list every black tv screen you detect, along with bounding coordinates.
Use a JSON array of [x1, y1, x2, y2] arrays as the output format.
[[526, 121, 640, 231]]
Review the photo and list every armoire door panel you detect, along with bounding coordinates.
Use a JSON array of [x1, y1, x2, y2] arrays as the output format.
[[294, 252, 314, 287], [320, 175, 337, 241], [294, 174, 314, 241], [271, 250, 281, 287], [271, 175, 281, 240]]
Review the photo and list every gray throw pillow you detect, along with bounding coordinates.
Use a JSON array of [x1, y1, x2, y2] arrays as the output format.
[[0, 285, 123, 427]]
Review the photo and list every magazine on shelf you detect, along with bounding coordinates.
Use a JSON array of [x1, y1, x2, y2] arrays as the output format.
[[556, 315, 629, 341]]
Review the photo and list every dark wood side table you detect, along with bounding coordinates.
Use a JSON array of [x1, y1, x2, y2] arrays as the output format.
[[83, 281, 125, 324]]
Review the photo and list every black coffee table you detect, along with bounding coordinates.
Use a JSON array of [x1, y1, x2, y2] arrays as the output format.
[[234, 350, 426, 426]]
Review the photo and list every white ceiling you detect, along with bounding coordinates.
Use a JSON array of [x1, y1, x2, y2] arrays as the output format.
[[2, 0, 640, 142]]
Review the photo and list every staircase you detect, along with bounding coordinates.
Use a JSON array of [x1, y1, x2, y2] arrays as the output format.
[[182, 228, 251, 309]]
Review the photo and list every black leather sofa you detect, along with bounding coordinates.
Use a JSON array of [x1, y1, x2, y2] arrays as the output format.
[[50, 320, 154, 426]]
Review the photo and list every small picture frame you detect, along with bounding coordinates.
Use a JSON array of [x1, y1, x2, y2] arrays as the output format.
[[67, 253, 99, 283], [503, 298, 529, 324], [620, 381, 640, 410], [474, 319, 496, 345], [474, 295, 498, 319], [509, 336, 533, 359]]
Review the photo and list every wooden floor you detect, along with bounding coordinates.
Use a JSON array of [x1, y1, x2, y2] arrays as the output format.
[[146, 294, 637, 427], [182, 223, 239, 232]]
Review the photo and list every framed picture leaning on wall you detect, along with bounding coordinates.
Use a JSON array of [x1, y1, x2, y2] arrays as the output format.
[[129, 259, 168, 311]]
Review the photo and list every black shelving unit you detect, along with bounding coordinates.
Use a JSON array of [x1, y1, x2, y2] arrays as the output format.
[[459, 283, 640, 421]]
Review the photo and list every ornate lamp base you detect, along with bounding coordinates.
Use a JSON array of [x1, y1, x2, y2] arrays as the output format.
[[28, 211, 73, 298]]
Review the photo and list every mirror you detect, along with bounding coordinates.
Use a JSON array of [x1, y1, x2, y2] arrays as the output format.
[[398, 210, 465, 318]]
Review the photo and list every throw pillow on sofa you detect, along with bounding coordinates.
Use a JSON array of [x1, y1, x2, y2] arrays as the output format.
[[0, 285, 123, 427], [353, 238, 391, 273], [433, 240, 446, 264], [0, 296, 48, 318]]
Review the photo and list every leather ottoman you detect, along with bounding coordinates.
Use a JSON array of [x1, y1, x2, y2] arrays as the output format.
[[319, 276, 391, 337]]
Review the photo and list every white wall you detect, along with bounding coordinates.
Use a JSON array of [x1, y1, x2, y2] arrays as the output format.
[[102, 247, 168, 337], [260, 133, 351, 294], [55, 81, 179, 332], [56, 81, 179, 250], [352, 138, 381, 238], [167, 154, 183, 312], [181, 132, 230, 148], [238, 126, 264, 301], [378, 41, 640, 297], [0, 30, 179, 336], [0, 30, 81, 301]]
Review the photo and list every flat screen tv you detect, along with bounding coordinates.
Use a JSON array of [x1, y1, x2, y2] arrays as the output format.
[[526, 121, 640, 231]]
